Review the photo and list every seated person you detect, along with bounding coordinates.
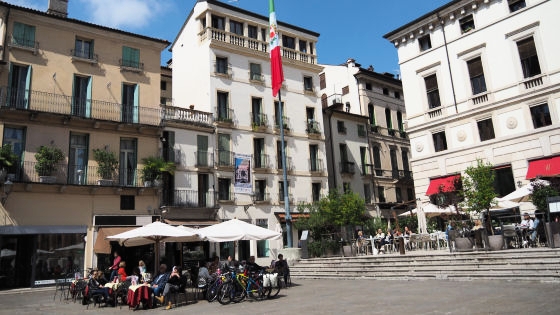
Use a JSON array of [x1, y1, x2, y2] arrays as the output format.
[[96, 270, 108, 286], [156, 266, 182, 310], [355, 230, 366, 251], [88, 271, 111, 305], [380, 229, 393, 252], [274, 254, 290, 285], [198, 261, 213, 286], [150, 264, 169, 305], [519, 213, 534, 246], [472, 220, 484, 248], [126, 267, 142, 284], [117, 261, 127, 282], [374, 229, 385, 250], [208, 256, 220, 275], [530, 213, 541, 244], [245, 256, 263, 274], [403, 226, 413, 249]]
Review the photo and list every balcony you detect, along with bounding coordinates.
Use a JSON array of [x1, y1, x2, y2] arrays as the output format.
[[215, 107, 234, 127], [370, 125, 379, 133], [309, 159, 324, 174], [10, 161, 145, 187], [521, 75, 544, 90], [279, 193, 294, 204], [274, 116, 291, 133], [388, 129, 397, 137], [166, 189, 218, 208], [160, 98, 174, 106], [249, 72, 265, 84], [119, 58, 144, 72], [361, 164, 374, 176], [277, 155, 293, 172], [250, 112, 268, 131], [0, 87, 160, 126], [326, 94, 343, 106], [162, 105, 213, 128], [195, 151, 214, 169], [70, 49, 98, 64], [215, 150, 235, 168], [340, 161, 355, 175], [200, 27, 317, 66], [306, 120, 321, 136], [254, 192, 270, 203], [9, 34, 38, 54], [213, 61, 232, 78], [253, 154, 271, 170]]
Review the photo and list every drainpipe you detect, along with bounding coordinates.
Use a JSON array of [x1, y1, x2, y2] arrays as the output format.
[[326, 109, 337, 190], [365, 121, 379, 217], [438, 13, 458, 114]]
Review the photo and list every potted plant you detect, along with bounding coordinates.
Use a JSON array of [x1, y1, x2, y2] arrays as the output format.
[[35, 145, 64, 183], [93, 148, 119, 186], [0, 144, 19, 181], [140, 156, 176, 187]]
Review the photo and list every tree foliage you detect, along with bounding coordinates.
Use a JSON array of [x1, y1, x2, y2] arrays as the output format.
[[461, 159, 497, 214], [531, 181, 560, 213]]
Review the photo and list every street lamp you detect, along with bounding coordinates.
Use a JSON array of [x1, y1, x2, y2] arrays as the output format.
[[1, 179, 13, 205]]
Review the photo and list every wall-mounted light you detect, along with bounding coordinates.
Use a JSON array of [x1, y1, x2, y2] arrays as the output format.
[[517, 180, 523, 188], [52, 72, 56, 80]]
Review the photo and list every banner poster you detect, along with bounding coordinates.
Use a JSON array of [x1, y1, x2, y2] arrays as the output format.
[[234, 153, 252, 194]]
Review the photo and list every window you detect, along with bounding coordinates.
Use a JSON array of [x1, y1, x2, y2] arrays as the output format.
[[357, 124, 366, 137], [394, 91, 400, 99], [378, 186, 386, 203], [385, 108, 393, 131], [69, 133, 88, 185], [477, 118, 496, 141], [254, 180, 267, 201], [418, 35, 432, 51], [433, 131, 448, 152], [229, 20, 243, 36], [217, 91, 230, 121], [319, 73, 326, 90], [459, 15, 475, 34], [121, 83, 138, 123], [339, 144, 349, 163], [309, 42, 314, 55], [211, 15, 225, 30], [74, 38, 93, 59], [337, 120, 346, 134], [517, 37, 541, 78], [401, 150, 410, 171], [218, 178, 231, 201], [343, 182, 351, 193], [217, 133, 231, 166], [12, 22, 35, 48], [425, 74, 441, 109], [382, 88, 389, 95], [72, 75, 91, 118], [279, 180, 290, 201], [309, 144, 319, 172], [368, 103, 376, 126], [121, 46, 140, 69], [3, 126, 25, 169], [390, 149, 398, 179], [249, 63, 262, 81], [373, 146, 382, 176], [120, 196, 135, 210], [160, 80, 167, 90], [256, 219, 270, 257], [253, 138, 265, 168], [9, 64, 31, 109], [274, 101, 285, 128], [530, 103, 552, 129], [282, 35, 295, 49], [276, 141, 286, 169], [251, 97, 263, 126], [248, 25, 258, 39], [397, 111, 404, 131], [119, 138, 137, 186], [364, 184, 372, 204], [196, 135, 209, 167], [303, 76, 313, 91], [342, 86, 349, 95], [467, 57, 487, 95], [493, 165, 516, 197], [215, 56, 229, 75], [365, 83, 372, 90], [407, 188, 414, 201], [312, 183, 321, 202], [508, 0, 526, 12], [396, 187, 402, 203], [299, 40, 307, 53]]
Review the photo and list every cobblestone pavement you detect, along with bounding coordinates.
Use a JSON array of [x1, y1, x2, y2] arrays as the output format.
[[0, 279, 559, 315]]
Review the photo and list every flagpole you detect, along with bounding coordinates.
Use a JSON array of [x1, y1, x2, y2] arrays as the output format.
[[278, 92, 292, 248]]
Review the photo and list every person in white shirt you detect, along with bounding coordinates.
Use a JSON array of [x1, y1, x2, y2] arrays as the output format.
[[519, 213, 534, 229]]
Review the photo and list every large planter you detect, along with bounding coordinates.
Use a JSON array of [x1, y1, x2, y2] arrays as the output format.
[[487, 234, 504, 251], [454, 237, 473, 252]]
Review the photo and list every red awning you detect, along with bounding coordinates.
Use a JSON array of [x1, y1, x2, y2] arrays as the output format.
[[526, 156, 560, 179], [425, 175, 460, 196]]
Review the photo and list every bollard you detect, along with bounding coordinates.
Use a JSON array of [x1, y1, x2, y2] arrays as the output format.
[[399, 236, 405, 255]]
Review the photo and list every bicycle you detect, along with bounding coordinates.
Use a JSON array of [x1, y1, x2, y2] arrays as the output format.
[[217, 267, 281, 304], [206, 270, 229, 302]]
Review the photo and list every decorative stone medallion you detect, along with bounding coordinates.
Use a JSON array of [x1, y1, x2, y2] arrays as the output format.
[[415, 142, 424, 152], [506, 117, 518, 129], [457, 130, 467, 142]]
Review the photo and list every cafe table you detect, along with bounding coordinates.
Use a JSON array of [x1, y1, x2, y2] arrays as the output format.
[[127, 283, 152, 309]]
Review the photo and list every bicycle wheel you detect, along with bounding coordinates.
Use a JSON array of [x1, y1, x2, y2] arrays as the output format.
[[231, 279, 246, 303], [207, 280, 220, 302], [268, 276, 282, 298], [217, 282, 233, 305]]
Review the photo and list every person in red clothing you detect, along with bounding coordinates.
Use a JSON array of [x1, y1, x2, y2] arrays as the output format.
[[109, 251, 122, 281], [117, 261, 127, 282]]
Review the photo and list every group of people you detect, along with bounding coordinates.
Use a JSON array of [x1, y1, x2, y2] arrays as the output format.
[[370, 227, 413, 253]]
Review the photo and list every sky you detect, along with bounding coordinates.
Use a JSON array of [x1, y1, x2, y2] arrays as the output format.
[[7, 0, 450, 74]]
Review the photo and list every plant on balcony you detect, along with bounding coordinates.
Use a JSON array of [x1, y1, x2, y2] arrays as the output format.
[[140, 156, 176, 187], [0, 144, 19, 177], [93, 148, 119, 183], [34, 145, 64, 181]]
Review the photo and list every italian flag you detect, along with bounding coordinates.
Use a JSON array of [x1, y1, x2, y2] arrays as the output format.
[[269, 0, 284, 97]]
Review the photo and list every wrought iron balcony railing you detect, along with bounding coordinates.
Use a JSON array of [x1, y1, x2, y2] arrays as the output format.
[[306, 120, 321, 135], [9, 35, 38, 54], [250, 112, 268, 128], [71, 49, 98, 63], [0, 87, 161, 126], [166, 189, 217, 208], [216, 150, 235, 168], [309, 159, 324, 173], [253, 154, 270, 169], [215, 107, 234, 124], [195, 151, 214, 168], [119, 58, 144, 72], [340, 161, 355, 174]]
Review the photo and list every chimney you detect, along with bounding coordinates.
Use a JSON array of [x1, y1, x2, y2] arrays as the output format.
[[47, 0, 68, 18]]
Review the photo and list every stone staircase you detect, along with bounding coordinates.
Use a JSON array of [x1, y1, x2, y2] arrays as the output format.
[[290, 248, 560, 282]]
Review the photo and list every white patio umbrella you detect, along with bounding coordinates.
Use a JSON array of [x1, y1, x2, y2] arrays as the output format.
[[55, 242, 84, 251], [107, 221, 201, 273], [400, 203, 461, 218], [196, 218, 282, 242], [499, 179, 549, 202]]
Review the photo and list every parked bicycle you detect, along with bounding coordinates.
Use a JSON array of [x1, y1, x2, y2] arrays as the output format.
[[217, 266, 282, 305]]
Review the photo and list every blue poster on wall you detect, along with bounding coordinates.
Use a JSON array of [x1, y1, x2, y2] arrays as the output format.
[[234, 153, 252, 194]]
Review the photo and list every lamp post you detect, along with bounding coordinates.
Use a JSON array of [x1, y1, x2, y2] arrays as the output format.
[[1, 179, 13, 205]]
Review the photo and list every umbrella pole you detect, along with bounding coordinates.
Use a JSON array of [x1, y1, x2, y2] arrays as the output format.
[[154, 240, 160, 275]]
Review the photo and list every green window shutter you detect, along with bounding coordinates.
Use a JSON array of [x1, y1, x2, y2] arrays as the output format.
[[25, 24, 36, 46], [86, 76, 92, 118], [12, 22, 24, 45], [25, 65, 32, 109], [133, 84, 139, 123]]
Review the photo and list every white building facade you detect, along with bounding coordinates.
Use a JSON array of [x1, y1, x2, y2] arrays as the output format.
[[384, 0, 560, 204], [320, 60, 414, 218], [169, 0, 326, 262]]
